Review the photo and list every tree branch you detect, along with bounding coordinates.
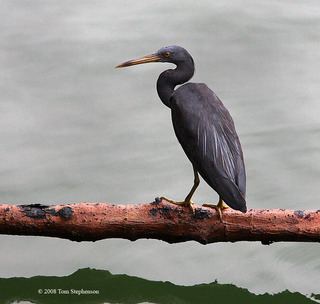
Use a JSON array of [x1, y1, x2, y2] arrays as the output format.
[[0, 199, 319, 244]]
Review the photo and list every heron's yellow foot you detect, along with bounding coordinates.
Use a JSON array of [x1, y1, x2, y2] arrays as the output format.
[[160, 196, 195, 212], [202, 200, 229, 223]]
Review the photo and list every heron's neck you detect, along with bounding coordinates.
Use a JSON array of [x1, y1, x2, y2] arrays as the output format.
[[156, 60, 194, 108]]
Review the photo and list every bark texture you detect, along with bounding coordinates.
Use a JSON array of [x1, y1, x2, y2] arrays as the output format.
[[0, 199, 319, 244]]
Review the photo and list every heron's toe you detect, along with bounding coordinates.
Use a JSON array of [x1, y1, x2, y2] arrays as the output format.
[[202, 203, 227, 223]]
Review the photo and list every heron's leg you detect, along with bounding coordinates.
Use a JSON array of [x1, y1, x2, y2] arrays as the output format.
[[160, 167, 200, 208], [203, 197, 229, 222], [184, 167, 200, 203]]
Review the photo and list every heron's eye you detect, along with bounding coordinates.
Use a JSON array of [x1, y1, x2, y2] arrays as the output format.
[[164, 51, 171, 58]]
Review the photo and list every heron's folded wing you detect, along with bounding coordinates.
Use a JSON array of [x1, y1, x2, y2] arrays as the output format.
[[172, 83, 246, 197]]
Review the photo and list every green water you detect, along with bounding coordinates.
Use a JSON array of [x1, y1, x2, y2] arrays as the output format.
[[0, 268, 318, 304]]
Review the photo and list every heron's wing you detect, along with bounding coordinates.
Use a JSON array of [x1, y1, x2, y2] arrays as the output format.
[[171, 83, 246, 208]]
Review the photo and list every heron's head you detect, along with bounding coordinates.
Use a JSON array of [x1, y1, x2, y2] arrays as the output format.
[[116, 45, 194, 68]]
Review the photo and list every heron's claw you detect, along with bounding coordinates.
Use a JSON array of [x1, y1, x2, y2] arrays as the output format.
[[160, 196, 195, 213], [202, 200, 228, 223]]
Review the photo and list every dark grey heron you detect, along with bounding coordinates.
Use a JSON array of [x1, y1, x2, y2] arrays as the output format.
[[116, 45, 247, 218]]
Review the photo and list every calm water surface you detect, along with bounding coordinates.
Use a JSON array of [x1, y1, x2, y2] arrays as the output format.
[[1, 0, 320, 295]]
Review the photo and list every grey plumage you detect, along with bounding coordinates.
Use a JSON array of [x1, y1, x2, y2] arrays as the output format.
[[171, 83, 246, 212]]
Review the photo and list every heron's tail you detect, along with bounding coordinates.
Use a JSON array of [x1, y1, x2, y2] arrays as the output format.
[[217, 178, 247, 213]]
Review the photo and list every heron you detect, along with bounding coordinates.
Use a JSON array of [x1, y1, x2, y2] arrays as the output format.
[[116, 45, 247, 218]]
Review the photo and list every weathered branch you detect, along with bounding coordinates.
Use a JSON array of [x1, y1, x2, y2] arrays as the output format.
[[0, 199, 319, 244]]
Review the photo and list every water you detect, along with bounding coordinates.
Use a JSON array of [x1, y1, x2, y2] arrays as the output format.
[[1, 0, 320, 296], [0, 268, 317, 304]]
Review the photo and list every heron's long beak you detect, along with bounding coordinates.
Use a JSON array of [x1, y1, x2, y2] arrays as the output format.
[[116, 53, 161, 68]]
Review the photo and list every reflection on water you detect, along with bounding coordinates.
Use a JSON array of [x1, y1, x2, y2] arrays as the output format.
[[0, 268, 317, 304], [0, 0, 320, 296]]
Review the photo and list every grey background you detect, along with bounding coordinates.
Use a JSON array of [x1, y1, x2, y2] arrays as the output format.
[[1, 0, 320, 295]]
